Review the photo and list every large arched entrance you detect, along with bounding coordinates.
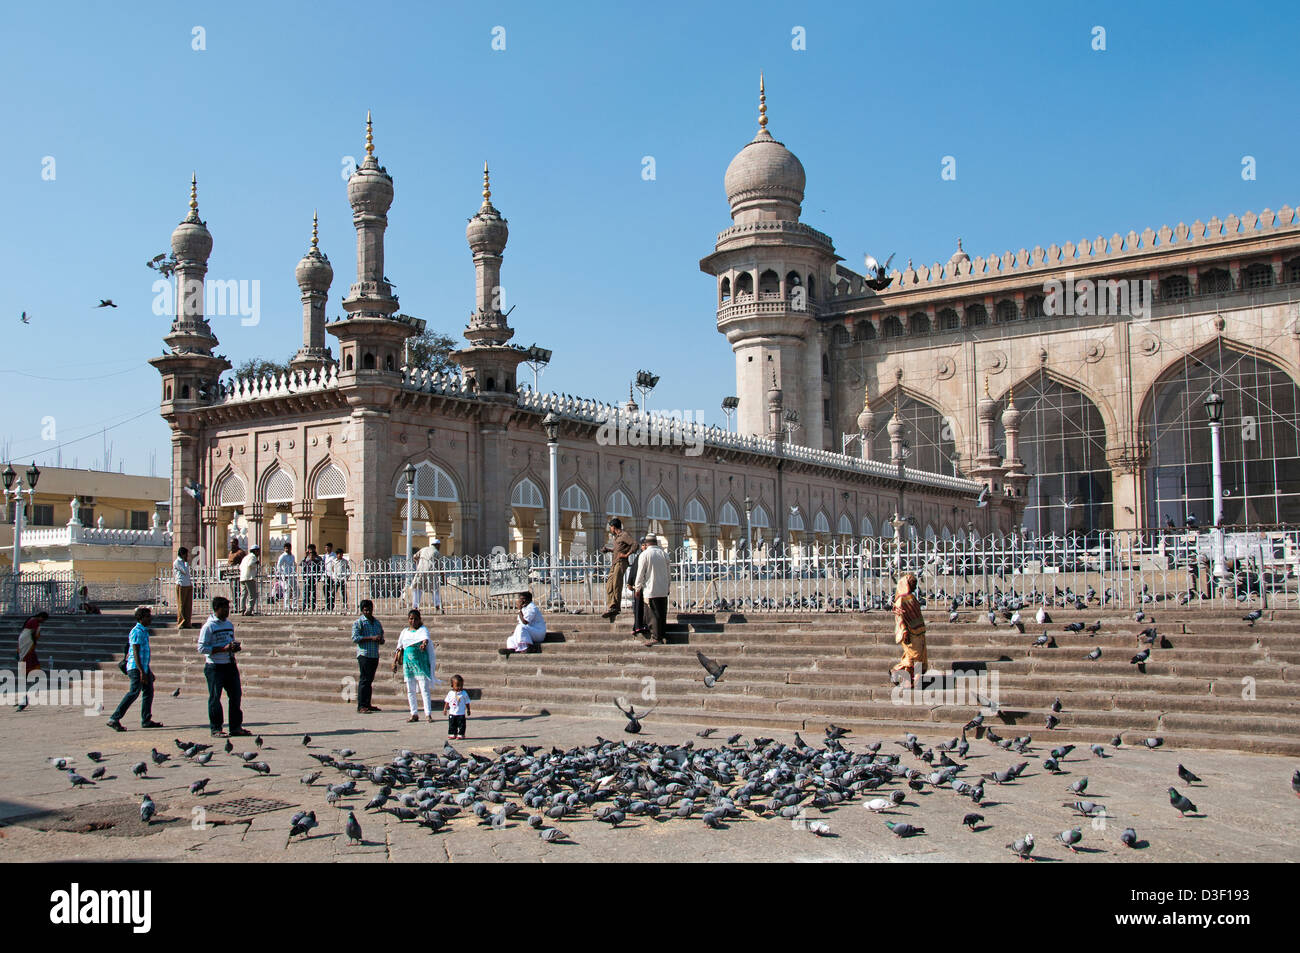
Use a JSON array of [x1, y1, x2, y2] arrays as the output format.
[[870, 390, 958, 475], [997, 371, 1112, 536], [393, 461, 461, 556], [1145, 343, 1300, 526]]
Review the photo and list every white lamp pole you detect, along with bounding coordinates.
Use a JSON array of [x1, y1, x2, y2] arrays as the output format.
[[1205, 390, 1226, 580], [543, 413, 562, 608], [403, 463, 416, 573], [3, 463, 40, 607]]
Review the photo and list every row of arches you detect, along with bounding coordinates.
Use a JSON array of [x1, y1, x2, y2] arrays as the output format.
[[865, 340, 1300, 532], [718, 269, 817, 305]]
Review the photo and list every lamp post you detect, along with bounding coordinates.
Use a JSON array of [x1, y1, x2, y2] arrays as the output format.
[[403, 463, 416, 573], [634, 370, 659, 411], [4, 463, 40, 606], [743, 495, 753, 609], [721, 396, 739, 432], [543, 413, 562, 609], [891, 511, 906, 576], [1204, 389, 1226, 580]]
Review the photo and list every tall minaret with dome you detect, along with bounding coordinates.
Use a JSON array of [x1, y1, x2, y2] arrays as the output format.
[[699, 75, 841, 449]]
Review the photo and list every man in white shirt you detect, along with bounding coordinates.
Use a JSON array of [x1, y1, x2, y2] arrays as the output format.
[[633, 535, 670, 645], [239, 546, 261, 616], [322, 543, 338, 611], [276, 542, 298, 609], [503, 591, 546, 653], [327, 548, 351, 611], [174, 547, 195, 629], [411, 538, 444, 613]]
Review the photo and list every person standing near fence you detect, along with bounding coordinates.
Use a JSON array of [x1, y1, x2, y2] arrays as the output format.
[[226, 540, 246, 609], [600, 518, 636, 621], [276, 542, 298, 610], [107, 606, 162, 731], [239, 546, 261, 615], [322, 543, 338, 610], [329, 549, 351, 611], [174, 547, 195, 628], [13, 611, 49, 711], [351, 599, 384, 713], [633, 535, 670, 646], [411, 538, 444, 614], [301, 544, 322, 610], [890, 572, 927, 687]]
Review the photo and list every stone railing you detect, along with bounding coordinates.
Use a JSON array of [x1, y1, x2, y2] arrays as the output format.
[[400, 366, 476, 396], [515, 388, 979, 494], [714, 219, 835, 248], [717, 297, 821, 321], [213, 363, 340, 405], [831, 203, 1300, 298], [19, 525, 172, 548]]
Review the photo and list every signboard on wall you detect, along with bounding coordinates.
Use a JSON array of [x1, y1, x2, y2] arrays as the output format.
[[488, 548, 532, 596]]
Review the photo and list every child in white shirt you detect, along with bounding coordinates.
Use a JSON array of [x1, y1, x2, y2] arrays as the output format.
[[444, 674, 471, 739]]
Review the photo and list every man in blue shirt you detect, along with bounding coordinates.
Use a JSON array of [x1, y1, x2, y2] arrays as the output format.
[[107, 606, 163, 731], [351, 598, 385, 713], [197, 595, 249, 737]]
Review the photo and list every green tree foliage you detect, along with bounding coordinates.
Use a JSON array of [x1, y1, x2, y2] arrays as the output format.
[[404, 328, 458, 374]]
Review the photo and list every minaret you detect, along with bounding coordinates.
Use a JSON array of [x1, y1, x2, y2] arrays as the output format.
[[887, 391, 905, 465], [291, 212, 334, 370], [329, 113, 415, 378], [699, 75, 839, 449], [968, 375, 1007, 492], [855, 384, 875, 461], [1000, 386, 1031, 502], [450, 163, 530, 395], [766, 371, 785, 444]]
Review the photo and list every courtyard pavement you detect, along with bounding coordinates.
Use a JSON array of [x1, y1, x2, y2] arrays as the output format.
[[1, 697, 1296, 863]]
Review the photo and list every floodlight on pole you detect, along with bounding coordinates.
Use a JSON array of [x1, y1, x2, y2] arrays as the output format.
[[523, 344, 552, 391], [634, 370, 659, 410], [721, 396, 739, 432]]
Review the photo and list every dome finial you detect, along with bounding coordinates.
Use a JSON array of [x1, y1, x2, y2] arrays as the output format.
[[365, 110, 374, 157], [984, 373, 990, 398], [189, 172, 198, 213], [758, 73, 768, 130], [482, 162, 491, 203], [1007, 383, 1015, 407], [311, 210, 319, 249]]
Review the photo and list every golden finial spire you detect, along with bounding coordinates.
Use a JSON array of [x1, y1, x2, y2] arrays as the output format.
[[758, 73, 768, 130], [984, 374, 991, 398], [365, 110, 374, 157], [863, 382, 871, 407], [189, 172, 198, 213], [482, 162, 491, 203], [311, 210, 319, 249], [1007, 383, 1015, 406]]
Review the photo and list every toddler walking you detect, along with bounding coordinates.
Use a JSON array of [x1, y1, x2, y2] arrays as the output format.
[[444, 674, 471, 739]]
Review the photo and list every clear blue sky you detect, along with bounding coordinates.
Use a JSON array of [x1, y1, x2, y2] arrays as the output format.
[[2, 1, 1297, 476]]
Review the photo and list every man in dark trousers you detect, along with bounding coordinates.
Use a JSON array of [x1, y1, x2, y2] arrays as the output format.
[[351, 599, 385, 713], [197, 596, 249, 737], [633, 535, 671, 646], [107, 606, 163, 731], [600, 518, 636, 621]]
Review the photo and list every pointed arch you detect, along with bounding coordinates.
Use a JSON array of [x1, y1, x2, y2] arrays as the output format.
[[718, 499, 740, 527], [861, 515, 874, 537], [312, 460, 347, 500], [750, 503, 770, 529], [870, 385, 959, 476], [837, 513, 853, 536], [812, 510, 831, 534], [214, 468, 247, 507], [606, 486, 635, 518], [646, 492, 673, 521], [259, 464, 296, 504], [393, 460, 460, 502], [995, 367, 1120, 444], [684, 497, 709, 524], [510, 476, 546, 509], [560, 483, 592, 512]]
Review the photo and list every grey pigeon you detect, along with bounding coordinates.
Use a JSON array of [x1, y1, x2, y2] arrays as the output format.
[[1243, 609, 1262, 626], [962, 812, 984, 830], [1144, 737, 1163, 749], [195, 751, 213, 765], [189, 778, 209, 795], [884, 821, 923, 837], [1067, 777, 1088, 794], [1051, 698, 1062, 713], [1168, 787, 1198, 816], [345, 812, 362, 844], [1085, 647, 1102, 661], [68, 771, 95, 787], [1177, 764, 1202, 784], [300, 771, 321, 786], [1045, 714, 1059, 730], [1006, 833, 1034, 860], [287, 810, 317, 843], [696, 651, 727, 687], [91, 766, 106, 780], [132, 761, 148, 777], [1120, 827, 1138, 848], [539, 827, 568, 842], [140, 794, 156, 824], [243, 762, 271, 774], [1056, 827, 1083, 852], [86, 751, 103, 763], [1291, 769, 1300, 799], [150, 748, 169, 765], [1090, 744, 1106, 758]]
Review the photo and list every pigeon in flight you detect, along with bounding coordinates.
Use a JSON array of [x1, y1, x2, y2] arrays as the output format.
[[976, 485, 989, 508], [20, 311, 29, 324], [863, 252, 895, 291], [615, 700, 654, 734], [96, 299, 117, 308], [696, 651, 727, 688]]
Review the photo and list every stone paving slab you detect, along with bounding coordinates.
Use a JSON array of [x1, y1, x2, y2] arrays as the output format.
[[0, 699, 1296, 863]]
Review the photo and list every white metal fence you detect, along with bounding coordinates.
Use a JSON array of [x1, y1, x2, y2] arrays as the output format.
[[154, 529, 1297, 617], [0, 570, 84, 616]]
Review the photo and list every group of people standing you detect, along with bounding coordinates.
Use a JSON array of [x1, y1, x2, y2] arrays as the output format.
[[184, 540, 353, 616], [600, 517, 671, 646]]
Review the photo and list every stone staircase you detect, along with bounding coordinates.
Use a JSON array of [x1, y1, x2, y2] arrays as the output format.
[[7, 608, 1299, 755]]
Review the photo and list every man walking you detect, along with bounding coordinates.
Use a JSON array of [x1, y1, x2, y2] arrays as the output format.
[[633, 535, 671, 646], [225, 539, 246, 609], [197, 596, 248, 737], [600, 518, 636, 621], [276, 541, 297, 610], [412, 538, 444, 613], [174, 547, 195, 629], [351, 599, 384, 713], [107, 606, 163, 731], [239, 546, 261, 615]]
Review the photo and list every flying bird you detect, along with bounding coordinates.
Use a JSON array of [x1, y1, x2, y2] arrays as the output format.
[[96, 299, 117, 308], [615, 700, 653, 734], [20, 311, 29, 324], [976, 485, 989, 508], [863, 252, 895, 291], [695, 651, 727, 688]]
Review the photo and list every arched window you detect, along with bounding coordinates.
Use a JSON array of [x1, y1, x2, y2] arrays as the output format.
[[1243, 262, 1274, 290], [385, 354, 394, 370], [1146, 343, 1300, 526], [861, 516, 875, 537], [787, 509, 804, 532], [1199, 268, 1232, 295], [813, 511, 831, 534], [646, 493, 672, 521], [719, 501, 740, 526], [995, 299, 1017, 323], [396, 461, 460, 502], [263, 469, 295, 505], [734, 272, 754, 296], [937, 308, 960, 331], [759, 269, 780, 295], [510, 478, 545, 509], [345, 354, 354, 370], [1025, 295, 1046, 318], [684, 498, 708, 523], [606, 488, 634, 518], [363, 352, 376, 369], [909, 313, 931, 335], [750, 504, 770, 529], [964, 303, 988, 327], [881, 315, 905, 338], [807, 275, 816, 299], [837, 513, 853, 536], [822, 354, 830, 378], [314, 463, 347, 499], [855, 320, 877, 341], [719, 276, 731, 302], [996, 371, 1112, 535], [560, 485, 591, 511], [1286, 258, 1300, 284], [217, 473, 247, 506], [785, 271, 802, 289], [871, 391, 958, 475], [831, 325, 849, 345], [1160, 274, 1191, 301]]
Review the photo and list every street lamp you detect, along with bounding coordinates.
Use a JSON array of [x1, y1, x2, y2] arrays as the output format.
[[783, 409, 800, 441], [1204, 388, 1227, 580], [743, 495, 754, 609], [4, 462, 40, 605], [543, 412, 563, 609], [403, 463, 417, 572], [721, 396, 739, 432], [634, 370, 659, 411]]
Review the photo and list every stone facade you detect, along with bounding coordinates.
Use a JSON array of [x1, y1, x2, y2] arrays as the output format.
[[151, 114, 1011, 566]]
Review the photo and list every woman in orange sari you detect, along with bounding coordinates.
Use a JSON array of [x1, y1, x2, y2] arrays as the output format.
[[891, 573, 927, 686]]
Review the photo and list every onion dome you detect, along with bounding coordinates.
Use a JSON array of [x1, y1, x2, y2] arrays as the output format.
[[346, 112, 394, 215], [977, 375, 996, 420], [855, 385, 875, 434], [1001, 385, 1021, 431], [948, 238, 970, 268], [170, 173, 213, 262], [466, 163, 509, 255], [766, 370, 783, 411], [887, 390, 904, 439], [723, 75, 805, 222], [295, 212, 333, 291]]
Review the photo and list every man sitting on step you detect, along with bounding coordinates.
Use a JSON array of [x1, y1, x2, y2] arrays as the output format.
[[502, 590, 546, 654]]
